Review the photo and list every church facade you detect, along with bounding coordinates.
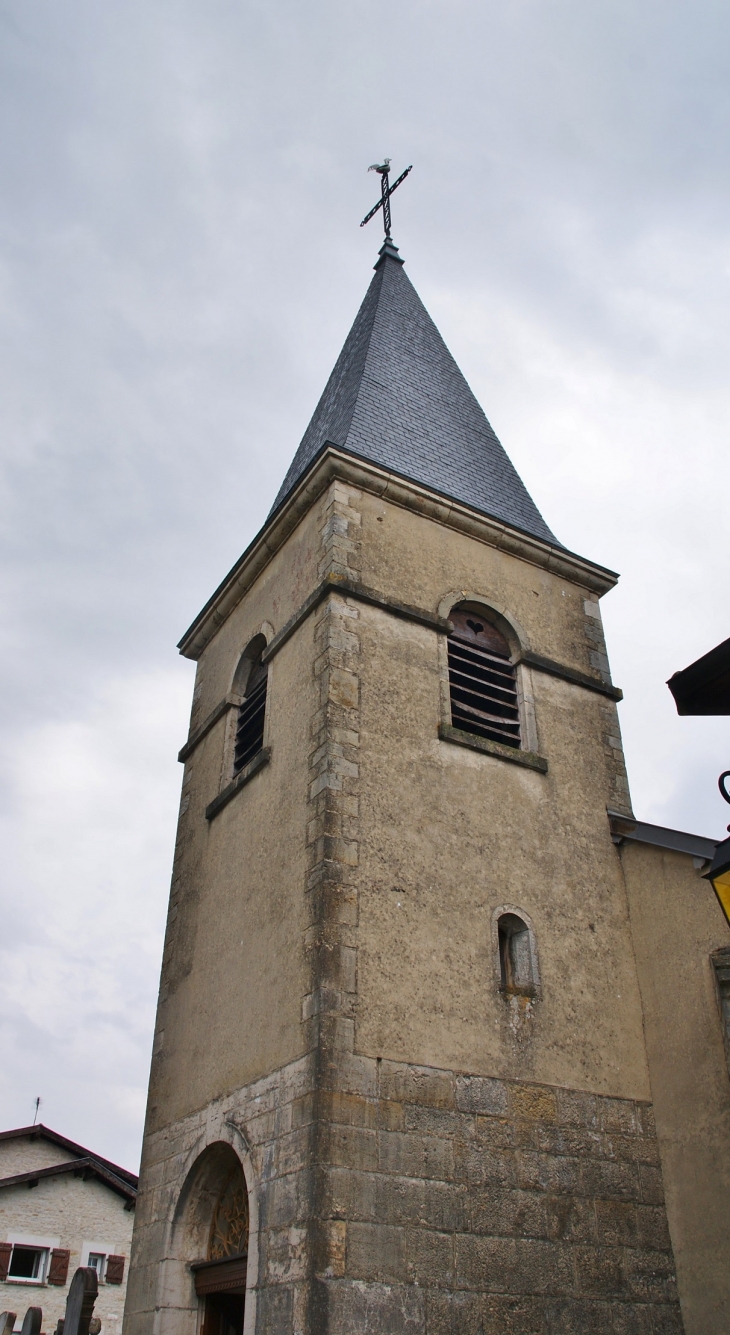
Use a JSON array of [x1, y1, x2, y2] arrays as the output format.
[[123, 236, 730, 1335]]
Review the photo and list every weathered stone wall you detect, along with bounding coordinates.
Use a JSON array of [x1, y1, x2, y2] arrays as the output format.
[[127, 1052, 681, 1335], [311, 1060, 681, 1334]]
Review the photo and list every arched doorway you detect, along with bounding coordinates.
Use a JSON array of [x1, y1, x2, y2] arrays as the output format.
[[189, 1149, 250, 1335]]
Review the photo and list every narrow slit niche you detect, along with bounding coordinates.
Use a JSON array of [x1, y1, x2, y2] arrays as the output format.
[[497, 912, 537, 997]]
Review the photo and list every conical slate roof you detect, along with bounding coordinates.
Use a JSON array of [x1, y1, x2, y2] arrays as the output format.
[[271, 238, 559, 546]]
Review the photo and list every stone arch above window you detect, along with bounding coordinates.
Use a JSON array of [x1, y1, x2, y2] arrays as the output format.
[[170, 1142, 253, 1335], [232, 635, 268, 774], [447, 604, 521, 749], [493, 907, 540, 997], [172, 1141, 250, 1265]]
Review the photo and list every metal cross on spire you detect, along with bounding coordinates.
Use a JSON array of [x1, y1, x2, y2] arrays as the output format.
[[360, 158, 413, 238]]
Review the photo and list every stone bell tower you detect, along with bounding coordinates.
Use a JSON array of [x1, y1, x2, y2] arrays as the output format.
[[123, 232, 685, 1335]]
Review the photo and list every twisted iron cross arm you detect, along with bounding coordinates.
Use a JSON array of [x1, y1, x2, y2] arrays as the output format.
[[360, 165, 413, 230]]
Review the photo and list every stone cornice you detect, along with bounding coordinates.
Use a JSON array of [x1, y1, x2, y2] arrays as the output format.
[[178, 445, 619, 660]]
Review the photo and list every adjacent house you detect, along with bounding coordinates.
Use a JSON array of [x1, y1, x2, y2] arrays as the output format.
[[0, 1126, 137, 1335]]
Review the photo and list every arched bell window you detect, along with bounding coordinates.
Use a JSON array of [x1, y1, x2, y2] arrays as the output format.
[[447, 607, 521, 749], [233, 636, 268, 774]]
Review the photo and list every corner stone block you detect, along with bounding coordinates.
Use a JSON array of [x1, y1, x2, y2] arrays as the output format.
[[636, 1104, 657, 1139], [624, 1249, 678, 1306], [634, 1205, 672, 1253], [467, 1186, 549, 1241], [324, 1123, 378, 1172], [600, 1098, 640, 1137], [318, 1165, 377, 1222], [454, 1234, 574, 1296], [456, 1075, 509, 1116], [545, 1194, 597, 1245], [642, 1306, 684, 1335], [346, 1221, 407, 1283], [580, 1157, 640, 1202], [328, 668, 359, 710], [595, 1200, 638, 1247], [313, 1218, 346, 1278], [509, 1084, 558, 1123], [405, 1227, 455, 1285], [274, 1126, 310, 1178], [255, 1284, 294, 1335], [379, 1061, 455, 1109], [556, 1087, 600, 1132], [329, 1052, 378, 1098], [258, 1173, 304, 1230], [374, 1172, 428, 1227], [637, 1164, 665, 1206], [378, 1129, 455, 1181], [323, 1278, 425, 1334], [575, 1244, 628, 1299], [320, 1090, 377, 1129]]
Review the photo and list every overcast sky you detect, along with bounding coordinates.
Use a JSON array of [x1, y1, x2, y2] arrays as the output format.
[[1, 0, 729, 1173]]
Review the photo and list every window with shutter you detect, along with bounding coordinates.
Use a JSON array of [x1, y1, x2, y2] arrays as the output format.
[[233, 644, 268, 774], [87, 1254, 106, 1282], [47, 1249, 70, 1286], [0, 1242, 11, 1281], [448, 608, 521, 748], [104, 1256, 125, 1285], [8, 1246, 48, 1281]]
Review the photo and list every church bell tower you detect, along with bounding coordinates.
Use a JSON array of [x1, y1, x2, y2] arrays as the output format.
[[123, 218, 685, 1334]]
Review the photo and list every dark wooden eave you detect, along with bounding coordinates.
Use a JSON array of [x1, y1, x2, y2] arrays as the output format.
[[0, 1125, 137, 1192], [667, 636, 730, 715], [0, 1156, 137, 1206]]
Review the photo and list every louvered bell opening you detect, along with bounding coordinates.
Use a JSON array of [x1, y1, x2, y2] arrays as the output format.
[[234, 660, 267, 773], [448, 609, 521, 749]]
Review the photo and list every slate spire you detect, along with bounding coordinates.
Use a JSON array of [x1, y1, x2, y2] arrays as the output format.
[[271, 239, 559, 547]]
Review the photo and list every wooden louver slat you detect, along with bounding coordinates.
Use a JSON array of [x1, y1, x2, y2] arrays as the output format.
[[233, 665, 267, 774], [448, 610, 521, 749]]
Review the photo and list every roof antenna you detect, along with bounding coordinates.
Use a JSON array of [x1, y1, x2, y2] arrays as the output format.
[[32, 1097, 41, 1126], [360, 159, 413, 239]]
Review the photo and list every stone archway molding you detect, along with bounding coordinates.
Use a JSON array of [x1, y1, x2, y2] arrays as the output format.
[[154, 1119, 258, 1335]]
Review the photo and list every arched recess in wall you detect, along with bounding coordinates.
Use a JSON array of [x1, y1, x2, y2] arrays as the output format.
[[491, 905, 541, 998], [163, 1141, 256, 1335]]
